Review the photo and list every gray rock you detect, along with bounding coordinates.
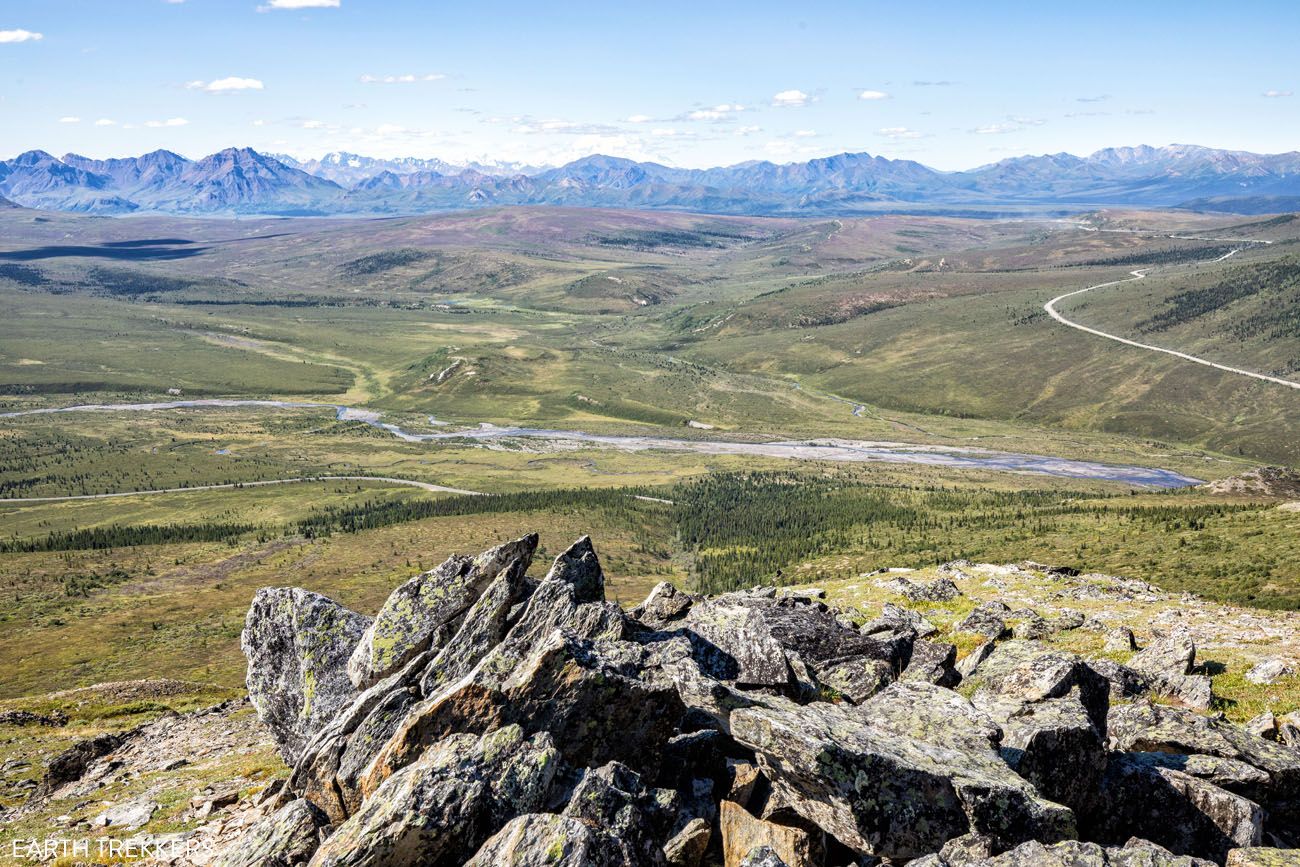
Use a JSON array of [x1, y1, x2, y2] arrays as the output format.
[[347, 533, 537, 689], [34, 732, 123, 798], [1245, 712, 1277, 741], [214, 798, 329, 867], [954, 603, 1010, 639], [463, 813, 628, 866], [242, 587, 371, 764], [861, 602, 937, 638], [1108, 701, 1300, 839], [731, 681, 1075, 860], [559, 762, 677, 865], [308, 724, 559, 866], [901, 639, 960, 687], [1088, 752, 1263, 862], [631, 582, 695, 629], [91, 798, 157, 831], [966, 641, 1108, 813], [1130, 631, 1196, 678], [1105, 627, 1139, 652], [903, 577, 962, 603], [978, 838, 1216, 866], [663, 817, 711, 866], [1245, 658, 1295, 686], [1225, 847, 1300, 866], [685, 598, 791, 687]]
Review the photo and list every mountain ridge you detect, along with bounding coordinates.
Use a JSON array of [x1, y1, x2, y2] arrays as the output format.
[[3, 143, 1299, 217]]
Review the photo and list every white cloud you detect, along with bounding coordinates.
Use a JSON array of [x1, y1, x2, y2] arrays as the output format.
[[793, 129, 817, 137], [0, 29, 43, 43], [1263, 89, 1293, 98], [651, 128, 677, 137], [58, 116, 80, 124], [374, 123, 408, 135], [877, 126, 922, 139], [187, 76, 265, 93], [972, 123, 1017, 135], [261, 0, 340, 7], [145, 117, 189, 127], [625, 114, 652, 123], [94, 118, 117, 127], [359, 73, 445, 84], [735, 125, 762, 136], [858, 89, 889, 100], [685, 103, 745, 121], [251, 119, 266, 126], [772, 89, 810, 107], [164, 0, 186, 4]]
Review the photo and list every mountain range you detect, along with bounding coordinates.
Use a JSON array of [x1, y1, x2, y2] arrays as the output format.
[[2, 144, 1298, 217]]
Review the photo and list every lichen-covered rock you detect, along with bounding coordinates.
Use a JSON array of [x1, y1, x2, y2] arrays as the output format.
[[462, 813, 628, 866], [719, 799, 816, 867], [1245, 659, 1295, 686], [738, 847, 791, 867], [213, 798, 329, 867], [977, 838, 1216, 866], [559, 761, 678, 865], [1108, 702, 1300, 843], [631, 582, 695, 629], [861, 601, 937, 638], [902, 639, 960, 687], [347, 534, 537, 689], [1129, 630, 1196, 678], [731, 682, 1075, 860], [954, 603, 1010, 639], [1226, 847, 1300, 866], [308, 724, 558, 866], [685, 599, 791, 687], [1106, 626, 1139, 652], [34, 731, 123, 798], [1088, 752, 1263, 862], [243, 587, 371, 764], [902, 577, 961, 603]]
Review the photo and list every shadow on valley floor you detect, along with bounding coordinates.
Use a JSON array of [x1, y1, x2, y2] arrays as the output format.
[[0, 240, 208, 261]]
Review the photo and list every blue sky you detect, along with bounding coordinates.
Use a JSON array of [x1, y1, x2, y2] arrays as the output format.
[[1, 0, 1297, 169]]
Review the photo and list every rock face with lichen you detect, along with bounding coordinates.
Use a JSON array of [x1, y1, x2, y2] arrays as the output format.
[[224, 535, 1300, 867], [241, 587, 371, 764]]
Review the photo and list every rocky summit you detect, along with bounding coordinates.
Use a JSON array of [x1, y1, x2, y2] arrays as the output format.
[[19, 534, 1297, 865], [192, 532, 1298, 867]]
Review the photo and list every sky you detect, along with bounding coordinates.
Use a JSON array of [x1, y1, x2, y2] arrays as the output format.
[[1, 0, 1298, 171]]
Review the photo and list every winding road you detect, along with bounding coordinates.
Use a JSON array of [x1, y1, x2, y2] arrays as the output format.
[[1043, 227, 1300, 391]]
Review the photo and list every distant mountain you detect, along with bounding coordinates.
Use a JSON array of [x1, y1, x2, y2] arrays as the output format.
[[273, 151, 544, 185], [2, 143, 1299, 217]]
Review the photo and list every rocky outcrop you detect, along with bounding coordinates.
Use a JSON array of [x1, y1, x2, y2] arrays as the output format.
[[242, 587, 371, 763], [220, 534, 1300, 866]]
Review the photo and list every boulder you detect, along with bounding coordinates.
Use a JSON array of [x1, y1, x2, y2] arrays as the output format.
[[559, 762, 679, 865], [965, 641, 1109, 813], [632, 582, 695, 629], [901, 639, 960, 687], [663, 817, 711, 866], [1130, 631, 1196, 678], [1226, 848, 1300, 866], [462, 813, 628, 866], [719, 799, 816, 867], [861, 602, 937, 638], [1246, 659, 1295, 686], [1106, 627, 1139, 652], [347, 534, 537, 689], [980, 838, 1216, 866], [292, 548, 533, 822], [1089, 752, 1263, 862], [213, 798, 329, 867], [34, 732, 123, 798], [308, 725, 559, 866], [242, 587, 371, 764], [902, 577, 961, 603], [739, 848, 790, 867], [1108, 702, 1300, 839], [731, 682, 1075, 860], [954, 603, 1010, 639], [685, 599, 791, 687]]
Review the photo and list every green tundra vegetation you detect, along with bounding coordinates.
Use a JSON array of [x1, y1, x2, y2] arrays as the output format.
[[0, 204, 1298, 700]]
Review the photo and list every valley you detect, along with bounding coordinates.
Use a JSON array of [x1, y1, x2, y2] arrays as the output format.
[[2, 201, 1299, 709]]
